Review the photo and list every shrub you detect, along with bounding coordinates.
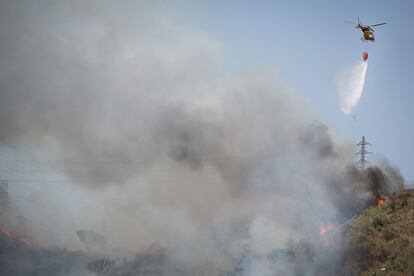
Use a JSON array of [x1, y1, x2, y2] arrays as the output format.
[[372, 218, 385, 231]]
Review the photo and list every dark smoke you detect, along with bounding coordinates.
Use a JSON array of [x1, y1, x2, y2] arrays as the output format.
[[325, 163, 404, 221], [0, 1, 405, 275]]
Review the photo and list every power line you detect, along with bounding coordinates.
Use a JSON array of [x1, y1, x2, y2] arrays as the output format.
[[5, 185, 144, 250]]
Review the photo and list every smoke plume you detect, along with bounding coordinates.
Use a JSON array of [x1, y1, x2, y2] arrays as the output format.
[[0, 1, 403, 275], [338, 61, 368, 118]]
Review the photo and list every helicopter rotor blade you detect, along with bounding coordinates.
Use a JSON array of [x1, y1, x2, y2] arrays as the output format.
[[347, 21, 360, 29], [370, 22, 387, 27]]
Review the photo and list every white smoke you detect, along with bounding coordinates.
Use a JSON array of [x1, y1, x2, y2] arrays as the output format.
[[338, 61, 368, 118], [0, 2, 404, 275]]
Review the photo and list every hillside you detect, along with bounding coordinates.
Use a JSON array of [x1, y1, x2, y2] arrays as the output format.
[[1, 189, 413, 275], [340, 189, 414, 275]]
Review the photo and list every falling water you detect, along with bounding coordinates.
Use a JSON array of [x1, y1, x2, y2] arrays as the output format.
[[338, 61, 368, 118]]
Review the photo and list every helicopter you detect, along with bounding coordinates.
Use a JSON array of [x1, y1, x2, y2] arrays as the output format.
[[347, 18, 386, 42]]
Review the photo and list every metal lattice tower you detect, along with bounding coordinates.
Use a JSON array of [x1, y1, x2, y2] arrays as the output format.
[[356, 136, 372, 168]]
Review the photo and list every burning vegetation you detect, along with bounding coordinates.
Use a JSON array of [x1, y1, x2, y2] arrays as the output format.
[[319, 224, 335, 236], [0, 2, 410, 275], [376, 196, 387, 206], [0, 224, 33, 248], [0, 165, 408, 275], [341, 189, 414, 275]]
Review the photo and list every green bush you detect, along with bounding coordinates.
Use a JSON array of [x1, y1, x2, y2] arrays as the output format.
[[372, 217, 385, 231]]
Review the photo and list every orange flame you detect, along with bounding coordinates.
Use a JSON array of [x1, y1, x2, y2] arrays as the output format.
[[0, 225, 16, 239], [376, 197, 387, 206], [19, 238, 33, 247], [0, 225, 33, 247], [319, 224, 334, 236]]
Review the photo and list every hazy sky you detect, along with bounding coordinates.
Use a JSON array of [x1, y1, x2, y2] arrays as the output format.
[[158, 0, 414, 181], [0, 0, 412, 182]]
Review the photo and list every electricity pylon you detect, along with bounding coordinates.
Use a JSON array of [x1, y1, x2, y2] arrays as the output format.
[[356, 136, 372, 168]]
